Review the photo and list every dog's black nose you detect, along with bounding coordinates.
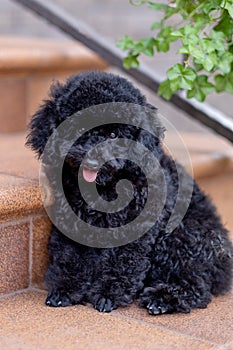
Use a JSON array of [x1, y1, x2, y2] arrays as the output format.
[[83, 158, 99, 171]]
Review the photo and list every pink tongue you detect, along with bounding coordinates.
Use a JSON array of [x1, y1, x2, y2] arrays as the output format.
[[82, 169, 98, 182]]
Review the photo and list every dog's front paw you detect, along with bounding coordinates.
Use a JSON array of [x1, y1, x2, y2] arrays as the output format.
[[94, 297, 117, 313], [146, 300, 171, 315], [45, 290, 72, 307]]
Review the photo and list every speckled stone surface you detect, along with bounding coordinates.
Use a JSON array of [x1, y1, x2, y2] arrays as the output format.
[[0, 222, 30, 294], [0, 36, 107, 76], [198, 171, 233, 235], [117, 292, 233, 345], [31, 215, 51, 288], [0, 79, 27, 132], [0, 132, 38, 179], [0, 291, 223, 350], [0, 174, 41, 222], [164, 132, 233, 180]]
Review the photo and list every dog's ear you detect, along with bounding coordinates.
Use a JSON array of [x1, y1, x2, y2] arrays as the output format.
[[25, 79, 65, 158], [131, 105, 166, 175], [138, 104, 166, 143], [26, 98, 58, 159], [121, 102, 165, 142]]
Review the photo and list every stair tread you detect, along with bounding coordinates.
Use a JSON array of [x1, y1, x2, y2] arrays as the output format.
[[0, 36, 107, 75], [0, 289, 232, 349], [0, 132, 39, 220], [0, 132, 38, 179], [0, 174, 41, 222], [165, 132, 233, 179]]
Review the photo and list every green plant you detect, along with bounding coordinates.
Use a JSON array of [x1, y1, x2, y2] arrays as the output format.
[[117, 0, 233, 101]]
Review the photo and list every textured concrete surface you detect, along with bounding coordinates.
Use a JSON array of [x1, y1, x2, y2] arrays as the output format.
[[0, 36, 107, 76], [0, 291, 229, 350], [0, 174, 41, 222], [199, 171, 233, 238], [0, 222, 30, 294], [0, 78, 27, 132], [118, 293, 233, 345], [0, 132, 38, 179]]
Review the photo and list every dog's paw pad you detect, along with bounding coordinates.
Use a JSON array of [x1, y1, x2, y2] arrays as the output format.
[[94, 297, 117, 313], [147, 301, 170, 315], [45, 290, 72, 307]]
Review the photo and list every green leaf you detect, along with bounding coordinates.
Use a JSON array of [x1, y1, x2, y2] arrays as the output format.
[[176, 0, 196, 16], [221, 0, 233, 18], [188, 45, 204, 59], [169, 78, 181, 92], [148, 2, 168, 11], [163, 6, 179, 20], [200, 38, 216, 53], [183, 25, 200, 45], [130, 0, 147, 6], [150, 21, 163, 30], [167, 64, 196, 90], [214, 12, 233, 38], [217, 52, 233, 73], [159, 26, 175, 38], [167, 64, 183, 80], [215, 72, 233, 93], [130, 41, 144, 55], [154, 38, 170, 52], [116, 35, 135, 51], [139, 37, 156, 56], [187, 75, 215, 101], [194, 51, 218, 72], [177, 45, 190, 54], [225, 3, 233, 18], [210, 30, 226, 51], [155, 26, 178, 52], [193, 58, 204, 72], [158, 80, 174, 100], [203, 0, 222, 14], [171, 29, 184, 38], [193, 14, 210, 30], [123, 55, 140, 69], [202, 53, 218, 71]]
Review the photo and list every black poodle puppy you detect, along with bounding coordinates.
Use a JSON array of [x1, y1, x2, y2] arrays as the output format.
[[27, 71, 233, 315]]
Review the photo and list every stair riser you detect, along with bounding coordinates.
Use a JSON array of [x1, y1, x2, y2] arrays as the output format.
[[0, 213, 50, 296]]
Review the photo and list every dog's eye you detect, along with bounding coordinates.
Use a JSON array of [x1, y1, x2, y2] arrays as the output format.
[[109, 132, 117, 139]]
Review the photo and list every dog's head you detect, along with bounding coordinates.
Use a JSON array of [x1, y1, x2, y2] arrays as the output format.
[[27, 71, 165, 178]]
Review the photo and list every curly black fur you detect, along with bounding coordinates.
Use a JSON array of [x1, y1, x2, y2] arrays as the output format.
[[27, 71, 233, 315]]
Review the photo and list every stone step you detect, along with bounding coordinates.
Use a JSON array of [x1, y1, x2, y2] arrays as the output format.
[[0, 131, 232, 296], [0, 36, 107, 133], [0, 289, 232, 349]]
